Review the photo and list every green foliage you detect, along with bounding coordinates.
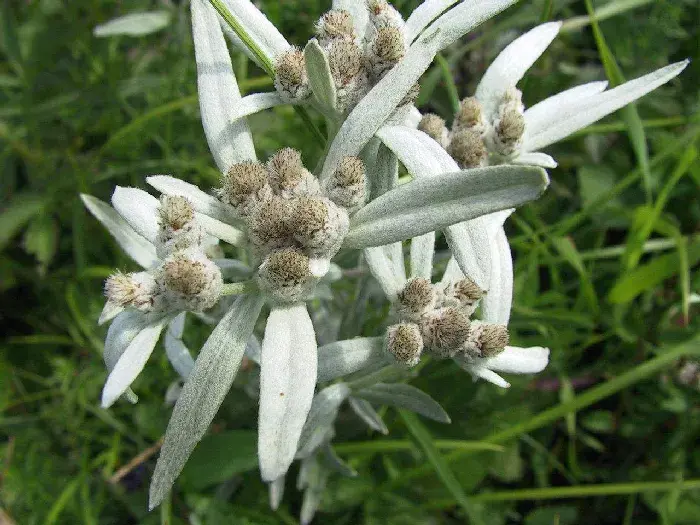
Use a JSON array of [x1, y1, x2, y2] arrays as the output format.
[[1, 0, 699, 523]]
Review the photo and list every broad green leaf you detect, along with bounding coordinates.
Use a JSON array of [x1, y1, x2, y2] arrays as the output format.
[[0, 193, 46, 252], [609, 237, 700, 304], [93, 12, 171, 38]]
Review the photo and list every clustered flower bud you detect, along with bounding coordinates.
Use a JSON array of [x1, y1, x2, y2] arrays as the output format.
[[384, 272, 497, 366], [160, 250, 223, 312], [257, 247, 315, 303], [316, 9, 355, 43], [427, 88, 528, 168], [327, 39, 369, 113], [105, 271, 157, 311], [367, 26, 405, 78], [274, 47, 311, 102], [448, 129, 488, 168], [103, 191, 224, 317], [485, 88, 526, 156], [157, 195, 204, 254], [418, 114, 449, 148], [385, 323, 423, 367], [323, 156, 366, 209], [267, 148, 320, 198], [215, 148, 359, 304], [420, 307, 471, 358], [461, 320, 509, 358], [218, 161, 271, 215], [274, 2, 410, 115], [397, 277, 436, 319]]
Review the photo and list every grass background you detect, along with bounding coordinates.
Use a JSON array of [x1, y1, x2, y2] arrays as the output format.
[[1, 0, 699, 523]]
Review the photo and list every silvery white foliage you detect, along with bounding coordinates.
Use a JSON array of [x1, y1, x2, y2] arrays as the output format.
[[150, 294, 265, 509], [344, 165, 549, 248], [80, 193, 229, 407], [443, 22, 690, 168], [377, 235, 551, 388], [355, 383, 451, 423]]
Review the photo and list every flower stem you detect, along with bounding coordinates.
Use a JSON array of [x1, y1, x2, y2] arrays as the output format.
[[220, 280, 257, 296]]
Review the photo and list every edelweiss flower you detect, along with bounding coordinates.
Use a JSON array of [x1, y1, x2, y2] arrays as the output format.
[[373, 235, 550, 387], [419, 22, 689, 169], [144, 0, 546, 510], [80, 191, 240, 407]]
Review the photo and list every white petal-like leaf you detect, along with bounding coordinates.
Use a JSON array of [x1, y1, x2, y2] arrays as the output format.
[[94, 11, 170, 38], [111, 187, 160, 245], [102, 317, 169, 408], [444, 219, 491, 289], [364, 246, 404, 301], [484, 346, 550, 374], [194, 212, 245, 247], [427, 0, 519, 51], [149, 295, 264, 509], [297, 383, 351, 458], [523, 60, 689, 152], [168, 312, 186, 339], [523, 81, 608, 142], [344, 166, 549, 249], [305, 39, 337, 112], [81, 194, 158, 269], [348, 396, 388, 434], [481, 220, 513, 325], [103, 310, 161, 370], [405, 0, 459, 42], [317, 337, 390, 383], [377, 126, 492, 286], [512, 151, 558, 168], [332, 0, 368, 41], [221, 0, 290, 62], [268, 476, 285, 511], [355, 383, 450, 423], [475, 22, 561, 119], [439, 256, 463, 287], [192, 0, 256, 172], [410, 232, 435, 280], [258, 304, 318, 482], [470, 364, 511, 388], [321, 444, 357, 477], [98, 301, 124, 326], [164, 329, 195, 380]]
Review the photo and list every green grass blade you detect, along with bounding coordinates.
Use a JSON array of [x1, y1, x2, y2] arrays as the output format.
[[584, 0, 651, 204], [384, 332, 700, 489], [399, 410, 484, 525]]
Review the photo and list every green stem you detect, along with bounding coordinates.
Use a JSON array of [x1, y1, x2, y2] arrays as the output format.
[[423, 479, 700, 508], [435, 53, 460, 114], [220, 281, 256, 296], [208, 0, 274, 76]]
